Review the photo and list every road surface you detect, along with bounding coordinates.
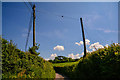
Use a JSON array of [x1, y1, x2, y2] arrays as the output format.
[[55, 73, 69, 80]]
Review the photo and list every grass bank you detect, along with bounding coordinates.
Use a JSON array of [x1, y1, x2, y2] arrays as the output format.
[[53, 61, 79, 67]]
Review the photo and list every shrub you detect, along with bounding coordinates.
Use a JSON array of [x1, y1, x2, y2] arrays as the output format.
[[2, 38, 55, 79], [28, 44, 40, 55], [54, 43, 120, 80], [54, 64, 77, 78], [75, 43, 120, 80]]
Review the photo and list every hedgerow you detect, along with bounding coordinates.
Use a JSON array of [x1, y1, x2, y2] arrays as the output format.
[[54, 43, 120, 79], [54, 64, 77, 78], [2, 38, 55, 79]]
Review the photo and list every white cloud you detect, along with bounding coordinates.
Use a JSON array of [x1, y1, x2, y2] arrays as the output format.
[[75, 41, 83, 46], [92, 49, 96, 51], [47, 53, 57, 60], [105, 44, 109, 48], [45, 58, 50, 61], [97, 28, 117, 33], [75, 42, 80, 46], [53, 45, 64, 51], [115, 43, 119, 45], [81, 52, 84, 56], [85, 39, 90, 45], [68, 53, 80, 59], [89, 42, 104, 51], [68, 50, 92, 59], [75, 39, 90, 46], [80, 49, 91, 56]]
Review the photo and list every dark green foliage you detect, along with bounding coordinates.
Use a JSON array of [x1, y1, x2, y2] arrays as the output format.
[[2, 38, 55, 79], [49, 56, 79, 63], [74, 43, 120, 79], [54, 64, 77, 78], [28, 44, 40, 55], [54, 43, 120, 80]]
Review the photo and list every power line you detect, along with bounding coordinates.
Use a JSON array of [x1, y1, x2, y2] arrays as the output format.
[[24, 2, 31, 12], [25, 13, 33, 51], [27, 0, 33, 8], [36, 9, 79, 21], [84, 26, 111, 46], [36, 7, 110, 46], [29, 2, 33, 7]]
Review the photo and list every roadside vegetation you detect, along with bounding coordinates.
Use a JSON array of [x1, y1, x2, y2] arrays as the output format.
[[49, 56, 79, 63], [53, 43, 120, 79], [2, 37, 120, 79], [2, 38, 55, 79], [53, 61, 79, 67]]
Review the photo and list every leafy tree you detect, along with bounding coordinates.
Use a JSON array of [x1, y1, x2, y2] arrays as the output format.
[[51, 56, 79, 63], [28, 43, 40, 55]]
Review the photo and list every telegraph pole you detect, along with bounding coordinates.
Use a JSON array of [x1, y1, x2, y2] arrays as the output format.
[[80, 18, 86, 58], [32, 4, 36, 46]]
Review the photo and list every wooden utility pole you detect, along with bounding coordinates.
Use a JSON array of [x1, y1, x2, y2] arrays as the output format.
[[32, 4, 36, 46], [80, 18, 86, 58]]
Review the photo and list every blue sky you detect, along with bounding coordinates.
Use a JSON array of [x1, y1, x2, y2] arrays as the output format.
[[2, 2, 118, 59]]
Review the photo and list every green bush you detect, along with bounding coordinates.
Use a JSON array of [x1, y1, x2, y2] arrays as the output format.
[[75, 43, 120, 79], [28, 44, 40, 55], [2, 38, 55, 79], [54, 43, 120, 79], [54, 64, 77, 78]]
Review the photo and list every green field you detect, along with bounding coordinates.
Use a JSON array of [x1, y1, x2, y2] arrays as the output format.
[[52, 61, 79, 67]]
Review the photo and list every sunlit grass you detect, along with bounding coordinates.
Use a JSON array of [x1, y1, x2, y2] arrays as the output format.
[[52, 61, 79, 67]]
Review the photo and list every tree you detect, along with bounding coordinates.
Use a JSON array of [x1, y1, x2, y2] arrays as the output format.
[[29, 44, 40, 55]]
